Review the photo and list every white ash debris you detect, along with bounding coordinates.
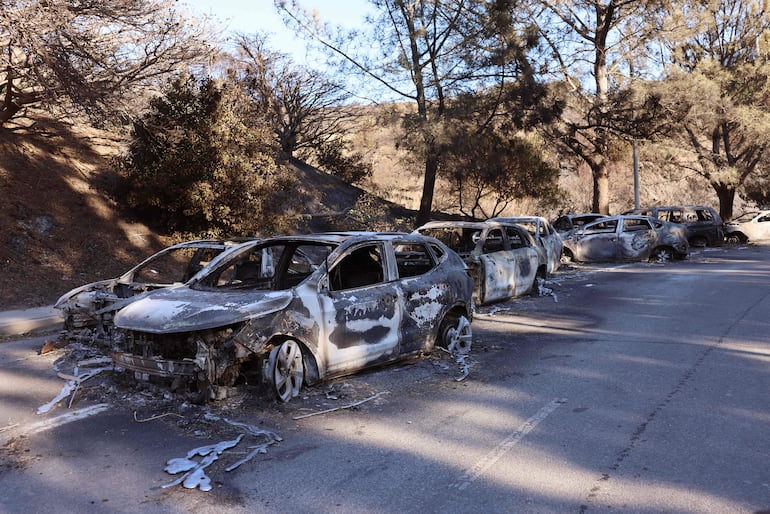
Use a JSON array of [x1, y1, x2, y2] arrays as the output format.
[[162, 414, 282, 491], [537, 278, 558, 302], [37, 355, 115, 414], [163, 435, 244, 491]]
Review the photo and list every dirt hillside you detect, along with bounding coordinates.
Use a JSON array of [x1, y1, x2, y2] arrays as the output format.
[[0, 117, 419, 311], [0, 119, 168, 310]]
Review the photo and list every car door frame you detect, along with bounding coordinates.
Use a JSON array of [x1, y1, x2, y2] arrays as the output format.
[[317, 241, 404, 376], [573, 218, 621, 262], [617, 217, 657, 260]]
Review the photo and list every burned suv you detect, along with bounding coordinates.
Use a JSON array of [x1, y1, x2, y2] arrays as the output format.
[[112, 233, 474, 402], [623, 205, 724, 247]]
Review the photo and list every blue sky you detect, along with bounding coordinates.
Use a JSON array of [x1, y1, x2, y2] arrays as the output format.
[[182, 0, 372, 64]]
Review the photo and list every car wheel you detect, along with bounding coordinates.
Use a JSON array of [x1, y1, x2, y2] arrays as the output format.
[[689, 236, 708, 248], [725, 233, 744, 244], [650, 247, 673, 263], [437, 314, 472, 354], [268, 340, 304, 402]]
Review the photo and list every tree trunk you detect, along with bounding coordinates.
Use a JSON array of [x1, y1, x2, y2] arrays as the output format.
[[1, 74, 21, 126], [416, 147, 439, 227], [591, 162, 611, 214], [713, 182, 736, 221]]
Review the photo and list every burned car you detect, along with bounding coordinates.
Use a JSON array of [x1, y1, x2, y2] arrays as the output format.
[[562, 215, 689, 263], [488, 216, 563, 275], [55, 239, 253, 340], [623, 205, 724, 247], [553, 213, 609, 236], [415, 220, 540, 304], [111, 233, 474, 402], [725, 210, 770, 244]]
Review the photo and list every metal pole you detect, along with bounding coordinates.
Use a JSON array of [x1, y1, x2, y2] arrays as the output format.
[[633, 137, 640, 209]]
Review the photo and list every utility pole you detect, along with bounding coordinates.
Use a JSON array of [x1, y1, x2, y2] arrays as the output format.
[[629, 59, 640, 209], [633, 137, 640, 209]]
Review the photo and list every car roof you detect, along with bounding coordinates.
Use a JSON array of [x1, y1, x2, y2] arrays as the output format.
[[585, 214, 652, 223], [166, 238, 256, 249], [488, 216, 546, 223], [253, 231, 423, 245], [564, 213, 606, 218], [417, 220, 523, 230], [625, 205, 715, 212]]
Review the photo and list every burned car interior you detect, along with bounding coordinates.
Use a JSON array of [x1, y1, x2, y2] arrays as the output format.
[[202, 243, 334, 291], [330, 245, 384, 290], [422, 226, 529, 256]]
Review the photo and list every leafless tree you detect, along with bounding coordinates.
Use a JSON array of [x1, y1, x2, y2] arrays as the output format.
[[230, 33, 354, 158], [0, 0, 215, 129]]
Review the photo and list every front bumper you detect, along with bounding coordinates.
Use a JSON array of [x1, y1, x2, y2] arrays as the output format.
[[112, 351, 198, 378]]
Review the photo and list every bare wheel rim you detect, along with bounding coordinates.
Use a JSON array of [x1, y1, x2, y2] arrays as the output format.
[[271, 340, 304, 402], [652, 248, 672, 263], [444, 315, 472, 354]]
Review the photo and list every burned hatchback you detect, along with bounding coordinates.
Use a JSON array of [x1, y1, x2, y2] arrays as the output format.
[[561, 215, 689, 263], [112, 233, 474, 402], [415, 220, 541, 305], [55, 238, 254, 342]]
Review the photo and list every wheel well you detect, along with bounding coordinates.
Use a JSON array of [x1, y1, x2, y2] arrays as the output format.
[[266, 335, 320, 385], [727, 231, 747, 243], [436, 306, 471, 348], [688, 235, 708, 247]]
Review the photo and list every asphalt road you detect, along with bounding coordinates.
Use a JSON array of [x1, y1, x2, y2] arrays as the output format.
[[1, 245, 769, 513]]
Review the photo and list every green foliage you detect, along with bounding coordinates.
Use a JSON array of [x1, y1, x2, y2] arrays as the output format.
[[116, 75, 300, 236], [315, 138, 373, 185], [443, 127, 563, 219]]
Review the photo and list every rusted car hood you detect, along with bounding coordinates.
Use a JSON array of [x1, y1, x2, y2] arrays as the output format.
[[113, 287, 294, 334]]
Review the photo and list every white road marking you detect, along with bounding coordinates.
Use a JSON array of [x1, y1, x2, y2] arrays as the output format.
[[25, 403, 109, 435], [451, 398, 567, 490]]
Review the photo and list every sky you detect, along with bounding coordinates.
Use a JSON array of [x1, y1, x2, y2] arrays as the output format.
[[182, 0, 372, 64]]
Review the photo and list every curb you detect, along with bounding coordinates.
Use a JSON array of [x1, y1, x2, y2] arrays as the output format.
[[0, 306, 63, 338]]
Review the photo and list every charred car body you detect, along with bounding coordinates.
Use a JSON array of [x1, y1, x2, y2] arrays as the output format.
[[553, 213, 609, 236], [562, 215, 689, 263], [415, 220, 540, 305], [623, 205, 724, 247], [488, 216, 563, 276], [111, 232, 474, 402], [55, 239, 254, 341]]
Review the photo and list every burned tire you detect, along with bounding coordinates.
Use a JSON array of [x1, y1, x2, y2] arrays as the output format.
[[437, 313, 472, 354], [268, 340, 304, 402], [726, 233, 745, 244], [650, 247, 673, 263]]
